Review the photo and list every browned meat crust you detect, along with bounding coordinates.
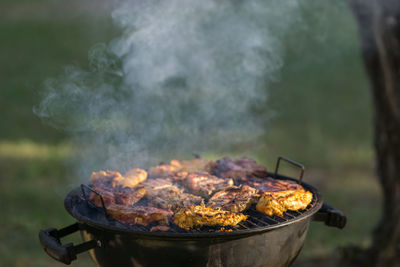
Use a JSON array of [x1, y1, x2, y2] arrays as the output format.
[[90, 170, 122, 185], [111, 168, 147, 189], [256, 189, 313, 216], [141, 178, 175, 192], [149, 188, 204, 211], [245, 177, 303, 193], [143, 178, 204, 211], [210, 157, 267, 181], [89, 183, 116, 208], [89, 184, 147, 208], [148, 159, 213, 178], [89, 169, 147, 207], [208, 185, 259, 213], [173, 205, 247, 230], [148, 164, 180, 178], [181, 172, 234, 198], [114, 187, 147, 206], [107, 204, 172, 226]]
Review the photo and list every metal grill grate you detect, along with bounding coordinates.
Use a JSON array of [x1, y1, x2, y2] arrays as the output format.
[[75, 178, 320, 236], [64, 157, 325, 237]]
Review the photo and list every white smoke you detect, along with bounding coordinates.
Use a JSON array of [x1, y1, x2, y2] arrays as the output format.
[[35, 0, 302, 176]]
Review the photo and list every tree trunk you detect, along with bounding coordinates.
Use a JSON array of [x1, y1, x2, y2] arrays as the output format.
[[349, 0, 400, 266]]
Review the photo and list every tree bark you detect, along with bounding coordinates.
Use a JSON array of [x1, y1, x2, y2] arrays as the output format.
[[349, 0, 400, 266]]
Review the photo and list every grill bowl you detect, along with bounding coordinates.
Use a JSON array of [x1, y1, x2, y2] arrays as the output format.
[[40, 174, 346, 267]]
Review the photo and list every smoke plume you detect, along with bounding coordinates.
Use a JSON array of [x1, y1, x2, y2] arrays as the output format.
[[35, 0, 301, 176]]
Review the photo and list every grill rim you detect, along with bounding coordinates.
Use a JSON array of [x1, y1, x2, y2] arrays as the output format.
[[64, 174, 323, 240]]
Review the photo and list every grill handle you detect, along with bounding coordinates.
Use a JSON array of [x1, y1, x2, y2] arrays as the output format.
[[313, 202, 347, 229], [274, 156, 305, 184], [39, 223, 99, 265]]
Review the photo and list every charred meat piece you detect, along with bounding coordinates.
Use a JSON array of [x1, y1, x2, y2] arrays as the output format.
[[256, 189, 313, 216], [182, 172, 234, 198], [245, 177, 304, 193], [111, 168, 147, 189], [208, 185, 259, 213], [107, 204, 172, 226], [210, 157, 267, 181], [114, 187, 146, 206], [143, 178, 204, 211], [173, 205, 247, 230]]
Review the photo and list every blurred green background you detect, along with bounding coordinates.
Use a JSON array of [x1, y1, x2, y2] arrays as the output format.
[[0, 0, 378, 266]]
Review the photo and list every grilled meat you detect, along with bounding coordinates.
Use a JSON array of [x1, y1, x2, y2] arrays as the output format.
[[245, 177, 303, 193], [87, 157, 314, 231], [149, 188, 204, 212], [208, 185, 259, 213], [210, 157, 267, 181], [142, 178, 174, 192], [148, 164, 180, 178], [89, 168, 147, 207], [114, 187, 147, 206], [256, 189, 312, 216], [89, 184, 146, 208], [182, 172, 234, 198], [111, 168, 147, 189], [173, 205, 247, 230], [107, 204, 172, 226], [143, 178, 204, 211], [148, 159, 213, 178], [89, 183, 116, 208], [90, 170, 122, 185]]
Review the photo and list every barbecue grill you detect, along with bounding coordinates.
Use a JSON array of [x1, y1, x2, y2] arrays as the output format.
[[39, 157, 346, 267]]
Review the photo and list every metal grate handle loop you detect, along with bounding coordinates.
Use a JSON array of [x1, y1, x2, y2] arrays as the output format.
[[80, 184, 108, 216], [274, 156, 305, 184]]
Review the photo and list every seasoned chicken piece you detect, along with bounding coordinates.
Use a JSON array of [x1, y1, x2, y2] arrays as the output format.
[[245, 177, 303, 193], [173, 205, 247, 230], [143, 178, 203, 211], [90, 170, 123, 185], [256, 189, 313, 216], [148, 163, 181, 178], [210, 157, 267, 181], [208, 185, 259, 213], [114, 187, 147, 206], [182, 172, 234, 198], [111, 168, 147, 189], [107, 204, 172, 226]]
